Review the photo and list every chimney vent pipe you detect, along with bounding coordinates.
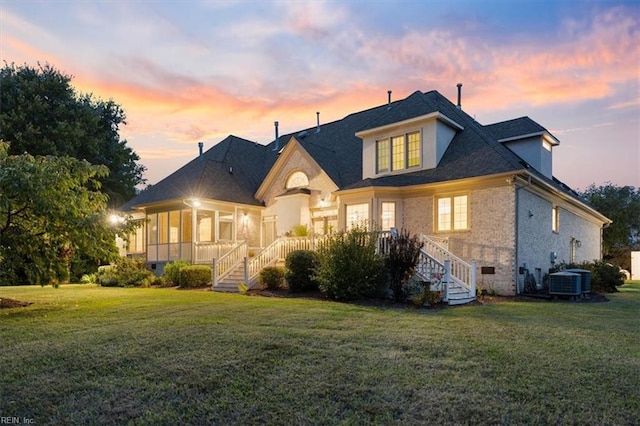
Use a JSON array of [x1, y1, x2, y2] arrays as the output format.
[[316, 111, 320, 133], [387, 90, 392, 107], [198, 141, 204, 159], [456, 83, 463, 109], [274, 121, 279, 151]]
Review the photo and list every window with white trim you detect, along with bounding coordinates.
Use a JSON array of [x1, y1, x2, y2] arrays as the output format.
[[346, 203, 369, 230], [381, 202, 396, 231], [437, 195, 468, 231], [376, 131, 421, 173]]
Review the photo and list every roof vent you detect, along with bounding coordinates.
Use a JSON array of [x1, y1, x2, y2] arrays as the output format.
[[456, 83, 463, 109], [316, 111, 321, 133], [198, 141, 204, 159], [273, 121, 279, 151], [297, 130, 309, 139], [387, 90, 392, 109]]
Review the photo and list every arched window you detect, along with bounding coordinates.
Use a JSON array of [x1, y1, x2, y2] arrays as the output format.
[[285, 171, 309, 189]]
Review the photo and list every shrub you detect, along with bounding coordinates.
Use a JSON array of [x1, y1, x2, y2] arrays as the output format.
[[383, 229, 424, 302], [96, 257, 155, 287], [80, 273, 97, 284], [260, 266, 285, 290], [285, 250, 320, 293], [589, 260, 625, 293], [548, 260, 624, 293], [178, 265, 212, 288], [163, 260, 191, 286], [315, 224, 386, 301]]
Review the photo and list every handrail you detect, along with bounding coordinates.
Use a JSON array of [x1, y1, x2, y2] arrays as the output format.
[[214, 241, 247, 284], [247, 237, 313, 287], [419, 234, 476, 296], [195, 240, 238, 264]]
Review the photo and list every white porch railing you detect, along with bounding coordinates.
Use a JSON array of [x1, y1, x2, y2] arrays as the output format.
[[212, 241, 247, 286], [246, 237, 313, 287], [195, 240, 238, 264], [419, 234, 476, 299]]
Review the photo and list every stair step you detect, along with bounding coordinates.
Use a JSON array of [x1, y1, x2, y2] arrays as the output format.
[[447, 295, 476, 306], [212, 283, 240, 293]]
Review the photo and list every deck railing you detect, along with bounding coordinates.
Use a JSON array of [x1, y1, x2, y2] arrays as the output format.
[[419, 234, 476, 296], [246, 237, 313, 287], [212, 241, 247, 286], [195, 240, 238, 264]]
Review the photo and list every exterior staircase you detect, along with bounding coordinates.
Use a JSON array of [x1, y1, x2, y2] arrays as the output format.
[[200, 233, 476, 305], [417, 234, 476, 305]]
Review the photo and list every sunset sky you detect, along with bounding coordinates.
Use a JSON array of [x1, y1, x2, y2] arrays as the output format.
[[1, 0, 638, 190]]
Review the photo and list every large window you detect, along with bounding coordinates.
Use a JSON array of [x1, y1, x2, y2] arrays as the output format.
[[381, 202, 396, 231], [376, 131, 421, 174], [437, 195, 468, 231], [346, 203, 369, 230]]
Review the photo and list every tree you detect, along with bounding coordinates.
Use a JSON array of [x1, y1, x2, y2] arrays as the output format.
[[0, 62, 145, 205], [0, 142, 130, 285], [383, 229, 424, 302], [580, 183, 640, 270]]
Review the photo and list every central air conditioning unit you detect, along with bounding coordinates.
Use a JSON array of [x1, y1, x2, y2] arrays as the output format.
[[549, 272, 581, 296], [565, 269, 591, 294]]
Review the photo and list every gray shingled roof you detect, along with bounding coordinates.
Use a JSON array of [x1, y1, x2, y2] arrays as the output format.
[[341, 91, 529, 190], [484, 117, 548, 140], [121, 135, 268, 210], [121, 89, 581, 210]]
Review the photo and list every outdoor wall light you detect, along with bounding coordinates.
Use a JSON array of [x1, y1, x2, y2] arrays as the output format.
[[183, 198, 201, 208], [242, 214, 249, 225]]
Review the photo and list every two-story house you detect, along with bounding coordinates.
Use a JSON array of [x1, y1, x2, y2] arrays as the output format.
[[119, 88, 610, 302]]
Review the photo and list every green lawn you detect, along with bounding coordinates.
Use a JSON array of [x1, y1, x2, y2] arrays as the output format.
[[1, 284, 639, 425]]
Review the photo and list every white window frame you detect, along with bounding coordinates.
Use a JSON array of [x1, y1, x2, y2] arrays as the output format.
[[375, 130, 421, 174], [346, 203, 369, 230], [436, 194, 469, 232]]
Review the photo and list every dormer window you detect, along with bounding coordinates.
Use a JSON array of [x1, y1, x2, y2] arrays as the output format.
[[376, 131, 421, 174], [286, 171, 309, 189]]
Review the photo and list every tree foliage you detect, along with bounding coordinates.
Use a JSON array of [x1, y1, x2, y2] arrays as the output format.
[[0, 62, 145, 205], [0, 142, 131, 285], [315, 225, 386, 301], [580, 183, 639, 269], [383, 229, 424, 302]]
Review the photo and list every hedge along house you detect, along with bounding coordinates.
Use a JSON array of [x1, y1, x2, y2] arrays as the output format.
[[119, 87, 610, 300]]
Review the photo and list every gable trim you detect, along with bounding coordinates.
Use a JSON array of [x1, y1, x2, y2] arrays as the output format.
[[254, 137, 338, 201], [356, 112, 464, 138]]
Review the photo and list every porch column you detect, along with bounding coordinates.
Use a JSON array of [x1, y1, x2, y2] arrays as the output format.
[[192, 205, 198, 263]]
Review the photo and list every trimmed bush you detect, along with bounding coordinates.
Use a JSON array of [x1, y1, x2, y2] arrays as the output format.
[[315, 225, 386, 301], [260, 266, 285, 290], [178, 265, 212, 288], [96, 257, 155, 287], [285, 250, 320, 293], [163, 260, 191, 286]]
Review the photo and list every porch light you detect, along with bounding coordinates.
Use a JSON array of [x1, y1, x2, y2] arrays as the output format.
[[242, 213, 249, 225], [183, 198, 201, 208], [109, 214, 124, 225]]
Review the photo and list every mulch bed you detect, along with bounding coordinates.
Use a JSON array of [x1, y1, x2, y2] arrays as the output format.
[[0, 298, 33, 309]]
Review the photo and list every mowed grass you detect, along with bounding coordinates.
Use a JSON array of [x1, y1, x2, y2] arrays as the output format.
[[1, 284, 639, 425]]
